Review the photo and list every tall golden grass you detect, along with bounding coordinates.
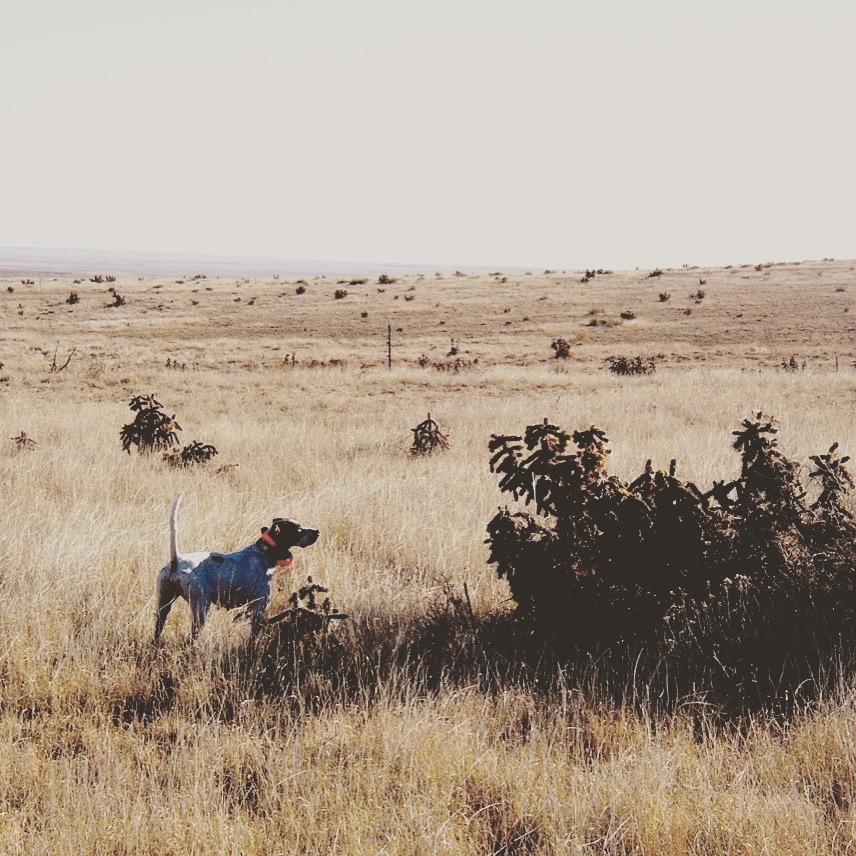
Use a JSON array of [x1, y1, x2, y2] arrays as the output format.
[[2, 260, 856, 853]]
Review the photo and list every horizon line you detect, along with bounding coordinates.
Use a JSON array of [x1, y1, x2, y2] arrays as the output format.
[[0, 245, 534, 279]]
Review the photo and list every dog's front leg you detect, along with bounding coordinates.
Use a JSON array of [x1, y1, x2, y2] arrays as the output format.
[[246, 599, 268, 638]]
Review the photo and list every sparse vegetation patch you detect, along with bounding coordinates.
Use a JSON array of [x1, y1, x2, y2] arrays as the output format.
[[550, 338, 572, 359], [607, 355, 657, 375], [163, 440, 219, 468], [780, 355, 804, 372], [417, 355, 478, 372]]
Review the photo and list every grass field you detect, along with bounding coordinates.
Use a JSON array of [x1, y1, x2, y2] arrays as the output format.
[[3, 259, 856, 853]]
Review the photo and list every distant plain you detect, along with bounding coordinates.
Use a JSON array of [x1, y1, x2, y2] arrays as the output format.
[[2, 256, 856, 853]]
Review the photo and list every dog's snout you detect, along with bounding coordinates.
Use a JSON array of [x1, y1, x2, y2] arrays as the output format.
[[298, 528, 319, 548]]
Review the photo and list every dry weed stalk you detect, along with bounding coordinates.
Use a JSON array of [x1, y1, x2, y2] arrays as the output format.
[[48, 345, 76, 373]]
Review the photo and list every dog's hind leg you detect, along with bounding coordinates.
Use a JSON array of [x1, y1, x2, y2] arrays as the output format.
[[188, 586, 210, 641], [154, 577, 180, 643]]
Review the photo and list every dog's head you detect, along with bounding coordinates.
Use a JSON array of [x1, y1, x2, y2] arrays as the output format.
[[257, 518, 319, 567]]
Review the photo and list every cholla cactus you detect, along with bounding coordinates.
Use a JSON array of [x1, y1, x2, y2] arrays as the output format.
[[485, 413, 856, 643], [731, 412, 805, 520], [120, 395, 181, 454], [411, 413, 450, 455], [809, 442, 853, 520], [163, 440, 219, 468], [550, 338, 571, 359]]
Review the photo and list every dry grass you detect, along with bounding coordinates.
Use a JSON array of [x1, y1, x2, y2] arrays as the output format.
[[3, 259, 856, 852]]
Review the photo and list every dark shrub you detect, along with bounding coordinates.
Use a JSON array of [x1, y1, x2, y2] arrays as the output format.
[[120, 395, 181, 454], [486, 414, 856, 650]]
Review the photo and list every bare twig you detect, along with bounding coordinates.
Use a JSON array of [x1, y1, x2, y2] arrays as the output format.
[[49, 345, 76, 373]]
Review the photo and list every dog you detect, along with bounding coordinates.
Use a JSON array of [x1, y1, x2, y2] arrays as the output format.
[[154, 495, 319, 642]]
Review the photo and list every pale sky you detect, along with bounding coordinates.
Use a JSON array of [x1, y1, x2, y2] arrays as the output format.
[[2, 1, 854, 270]]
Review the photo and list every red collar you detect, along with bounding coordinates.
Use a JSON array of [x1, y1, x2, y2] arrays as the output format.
[[260, 531, 293, 566]]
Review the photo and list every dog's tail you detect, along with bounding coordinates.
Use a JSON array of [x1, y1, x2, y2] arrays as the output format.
[[169, 494, 182, 570]]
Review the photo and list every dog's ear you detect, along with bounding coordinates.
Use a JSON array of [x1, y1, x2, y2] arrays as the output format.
[[268, 519, 289, 537], [261, 526, 269, 535]]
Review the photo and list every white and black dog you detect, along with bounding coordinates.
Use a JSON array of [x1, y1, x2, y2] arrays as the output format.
[[154, 495, 319, 642]]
